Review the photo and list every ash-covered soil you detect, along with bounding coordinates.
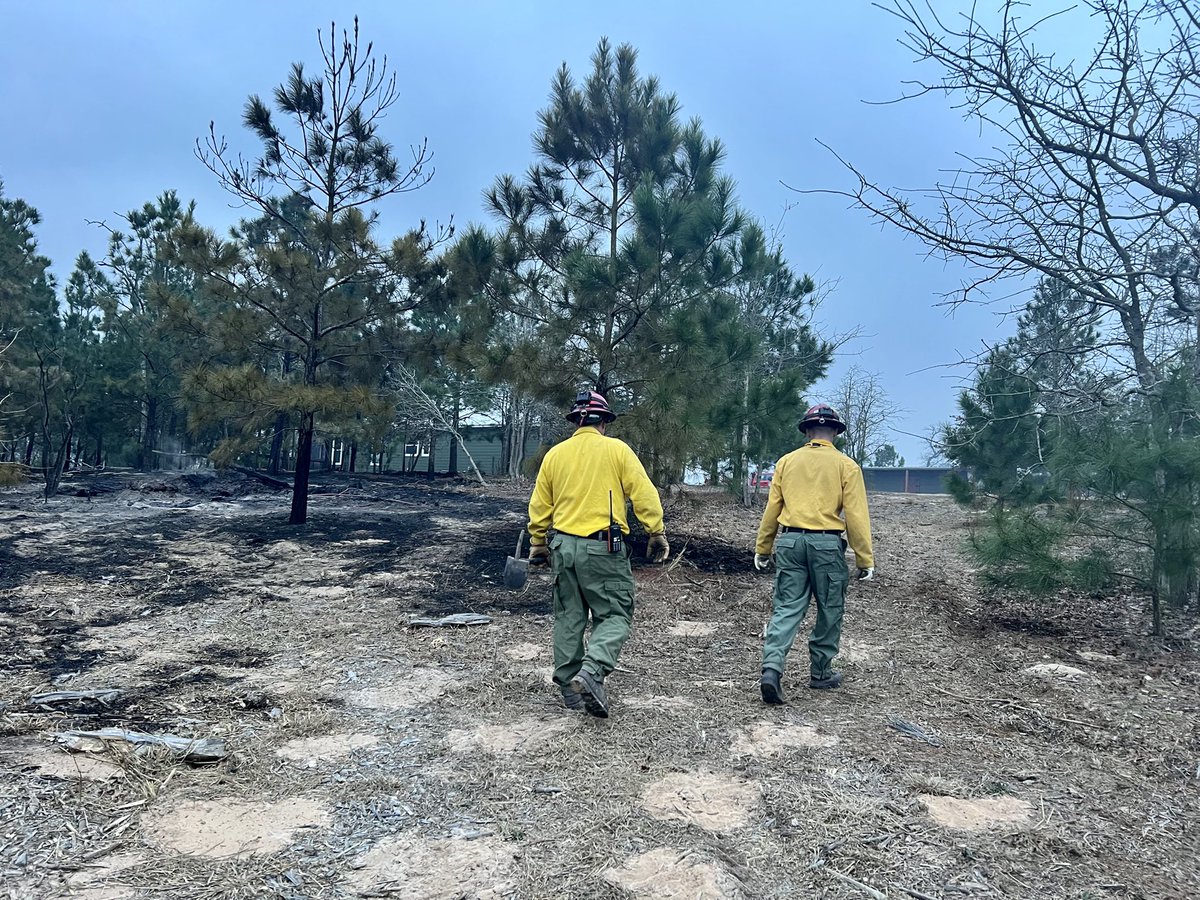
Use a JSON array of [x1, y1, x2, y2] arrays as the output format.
[[0, 472, 1196, 899]]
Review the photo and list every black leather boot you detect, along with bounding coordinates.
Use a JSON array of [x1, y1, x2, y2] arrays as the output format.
[[570, 668, 609, 718], [809, 672, 843, 690], [760, 668, 784, 705]]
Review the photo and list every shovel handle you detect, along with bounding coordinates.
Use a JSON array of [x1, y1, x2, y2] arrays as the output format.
[[514, 529, 525, 559]]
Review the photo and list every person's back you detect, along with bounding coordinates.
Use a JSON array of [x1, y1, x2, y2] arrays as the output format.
[[526, 390, 668, 719], [537, 430, 659, 539], [754, 404, 874, 705], [759, 439, 871, 563]]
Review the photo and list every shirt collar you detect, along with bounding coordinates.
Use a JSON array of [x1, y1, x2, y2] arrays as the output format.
[[574, 426, 602, 437], [807, 438, 833, 448]]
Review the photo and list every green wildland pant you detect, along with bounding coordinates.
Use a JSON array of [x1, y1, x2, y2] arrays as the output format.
[[549, 532, 636, 687], [762, 531, 849, 680]]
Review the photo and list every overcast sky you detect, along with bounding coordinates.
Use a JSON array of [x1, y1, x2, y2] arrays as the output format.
[[0, 1, 1047, 463]]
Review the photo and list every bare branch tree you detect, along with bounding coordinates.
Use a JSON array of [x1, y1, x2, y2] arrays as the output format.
[[810, 1, 1200, 630], [391, 363, 487, 486], [796, 0, 1200, 394], [834, 365, 901, 465]]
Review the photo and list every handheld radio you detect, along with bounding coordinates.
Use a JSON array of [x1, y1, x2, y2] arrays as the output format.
[[608, 491, 623, 554]]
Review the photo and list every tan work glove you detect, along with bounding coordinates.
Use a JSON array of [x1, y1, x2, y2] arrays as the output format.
[[648, 533, 670, 563], [529, 543, 550, 567]]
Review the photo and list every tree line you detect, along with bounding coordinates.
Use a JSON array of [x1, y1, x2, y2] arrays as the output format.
[[0, 26, 832, 523], [837, 0, 1200, 635]]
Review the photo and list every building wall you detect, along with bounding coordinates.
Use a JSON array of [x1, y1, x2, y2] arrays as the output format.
[[419, 427, 543, 476], [862, 467, 957, 494]]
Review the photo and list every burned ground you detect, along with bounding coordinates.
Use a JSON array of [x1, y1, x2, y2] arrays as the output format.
[[1, 475, 1197, 899]]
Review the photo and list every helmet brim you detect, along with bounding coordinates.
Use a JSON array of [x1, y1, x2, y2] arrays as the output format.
[[800, 419, 846, 434], [566, 410, 617, 424]]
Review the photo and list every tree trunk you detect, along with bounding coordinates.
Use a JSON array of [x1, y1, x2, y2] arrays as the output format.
[[24, 436, 34, 467], [448, 393, 460, 475], [140, 395, 159, 471], [501, 393, 517, 476], [44, 421, 74, 500], [289, 413, 314, 525], [268, 413, 288, 475], [516, 406, 531, 476], [348, 441, 358, 473], [739, 371, 752, 506], [427, 431, 437, 476], [1152, 522, 1167, 638]]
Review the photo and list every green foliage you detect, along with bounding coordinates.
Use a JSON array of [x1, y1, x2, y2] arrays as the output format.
[[0, 182, 58, 454], [0, 463, 25, 486], [870, 443, 904, 467], [93, 192, 199, 469], [969, 507, 1113, 595], [179, 21, 437, 522], [952, 277, 1199, 633], [479, 40, 829, 483], [945, 471, 975, 507], [0, 181, 89, 495], [942, 344, 1054, 506]]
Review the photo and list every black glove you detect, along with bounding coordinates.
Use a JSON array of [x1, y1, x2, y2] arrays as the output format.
[[529, 543, 550, 567]]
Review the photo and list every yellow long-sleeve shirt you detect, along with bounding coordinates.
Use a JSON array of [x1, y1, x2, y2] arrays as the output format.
[[755, 439, 874, 567], [527, 427, 664, 544]]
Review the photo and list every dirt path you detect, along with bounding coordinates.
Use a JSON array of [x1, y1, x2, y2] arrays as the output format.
[[1, 476, 1196, 899]]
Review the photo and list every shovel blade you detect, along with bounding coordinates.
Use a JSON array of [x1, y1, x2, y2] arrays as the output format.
[[503, 555, 529, 589]]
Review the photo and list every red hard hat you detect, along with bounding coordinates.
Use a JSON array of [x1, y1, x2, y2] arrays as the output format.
[[799, 403, 846, 434], [566, 390, 616, 425]]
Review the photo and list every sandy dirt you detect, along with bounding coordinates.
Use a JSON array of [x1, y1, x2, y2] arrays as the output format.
[[1, 473, 1197, 899]]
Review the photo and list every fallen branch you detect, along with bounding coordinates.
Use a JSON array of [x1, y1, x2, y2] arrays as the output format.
[[408, 612, 492, 628], [928, 685, 1105, 731], [30, 689, 121, 707], [54, 728, 227, 763], [829, 871, 889, 900], [888, 717, 944, 747], [232, 465, 291, 491]]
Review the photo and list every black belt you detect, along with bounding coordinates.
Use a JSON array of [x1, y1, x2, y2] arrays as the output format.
[[781, 526, 843, 535], [562, 530, 619, 541]]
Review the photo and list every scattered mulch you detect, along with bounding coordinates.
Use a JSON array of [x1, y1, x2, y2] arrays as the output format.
[[0, 475, 1197, 899]]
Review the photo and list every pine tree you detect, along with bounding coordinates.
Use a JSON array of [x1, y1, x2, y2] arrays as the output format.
[[485, 41, 743, 397], [942, 345, 1051, 506], [176, 20, 438, 524], [0, 183, 69, 492], [96, 192, 199, 469], [480, 39, 828, 483]]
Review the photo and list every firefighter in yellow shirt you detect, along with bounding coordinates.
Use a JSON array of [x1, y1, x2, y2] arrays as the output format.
[[754, 404, 875, 704], [527, 390, 669, 718]]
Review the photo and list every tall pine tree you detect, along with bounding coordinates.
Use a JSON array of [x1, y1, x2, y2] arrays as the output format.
[[175, 19, 438, 523]]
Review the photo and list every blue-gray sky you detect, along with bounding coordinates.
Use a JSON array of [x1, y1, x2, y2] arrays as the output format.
[[1, 1, 1027, 462]]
